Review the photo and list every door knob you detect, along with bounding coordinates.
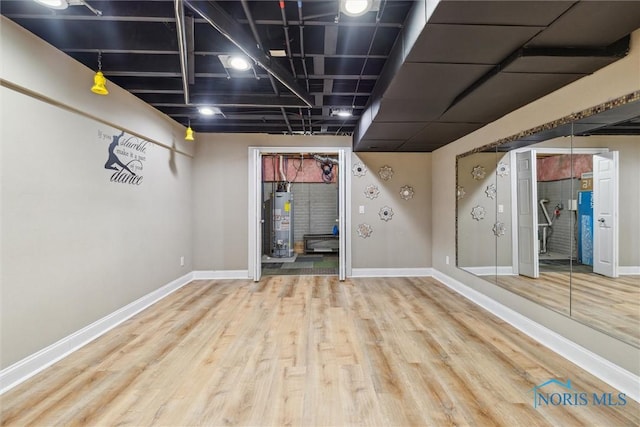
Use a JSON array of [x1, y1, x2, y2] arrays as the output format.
[[598, 218, 605, 223]]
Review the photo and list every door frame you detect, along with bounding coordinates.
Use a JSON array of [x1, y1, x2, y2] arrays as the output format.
[[248, 146, 352, 281], [509, 147, 608, 275]]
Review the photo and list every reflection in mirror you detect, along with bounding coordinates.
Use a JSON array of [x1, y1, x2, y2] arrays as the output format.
[[567, 131, 639, 347], [496, 135, 573, 319], [456, 147, 498, 284], [456, 94, 640, 348]]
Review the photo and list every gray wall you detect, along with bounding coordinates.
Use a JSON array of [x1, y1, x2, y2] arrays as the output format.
[[192, 135, 350, 271], [1, 19, 193, 368], [192, 140, 433, 271], [351, 153, 432, 269]]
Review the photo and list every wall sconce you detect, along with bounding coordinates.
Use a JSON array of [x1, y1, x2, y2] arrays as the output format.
[[90, 51, 108, 95], [185, 120, 195, 141]]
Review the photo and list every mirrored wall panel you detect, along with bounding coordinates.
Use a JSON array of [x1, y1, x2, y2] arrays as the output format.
[[456, 93, 640, 348]]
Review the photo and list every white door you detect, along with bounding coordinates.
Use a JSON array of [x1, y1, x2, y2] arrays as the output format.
[[593, 152, 618, 278], [249, 148, 262, 281], [516, 150, 539, 278]]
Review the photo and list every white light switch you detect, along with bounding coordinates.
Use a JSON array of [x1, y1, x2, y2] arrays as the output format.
[[359, 205, 365, 214], [498, 204, 504, 213]]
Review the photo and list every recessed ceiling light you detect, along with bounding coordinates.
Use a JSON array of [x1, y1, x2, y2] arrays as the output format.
[[269, 49, 287, 58], [229, 56, 251, 71], [198, 106, 221, 116], [341, 0, 372, 17], [332, 108, 353, 117], [33, 0, 68, 9]]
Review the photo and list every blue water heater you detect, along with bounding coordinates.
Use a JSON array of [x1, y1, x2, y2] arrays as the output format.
[[577, 190, 593, 266]]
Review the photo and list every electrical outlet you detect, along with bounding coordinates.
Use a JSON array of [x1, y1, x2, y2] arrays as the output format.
[[180, 256, 185, 267], [359, 205, 365, 214], [445, 256, 450, 265]]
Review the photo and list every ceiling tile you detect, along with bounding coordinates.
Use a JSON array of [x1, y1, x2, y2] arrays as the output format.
[[406, 24, 544, 64], [527, 2, 640, 48], [429, 1, 575, 26], [439, 72, 588, 123]]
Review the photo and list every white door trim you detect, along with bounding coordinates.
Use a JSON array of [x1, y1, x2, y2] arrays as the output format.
[[248, 146, 351, 281]]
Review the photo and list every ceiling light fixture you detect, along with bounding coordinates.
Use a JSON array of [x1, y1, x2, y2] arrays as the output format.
[[33, 0, 68, 9], [90, 51, 108, 95], [185, 120, 195, 141], [198, 106, 222, 116], [331, 108, 353, 117], [229, 56, 251, 71], [340, 0, 372, 17]]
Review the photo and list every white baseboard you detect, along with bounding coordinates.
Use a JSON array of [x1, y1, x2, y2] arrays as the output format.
[[350, 268, 434, 278], [192, 270, 249, 280], [431, 269, 639, 403], [619, 266, 640, 275], [0, 272, 194, 395], [461, 266, 514, 276]]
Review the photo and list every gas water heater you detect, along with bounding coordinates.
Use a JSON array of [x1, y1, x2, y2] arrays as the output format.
[[270, 191, 294, 258]]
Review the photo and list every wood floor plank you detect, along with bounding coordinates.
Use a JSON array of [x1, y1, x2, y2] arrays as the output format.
[[1, 275, 638, 426]]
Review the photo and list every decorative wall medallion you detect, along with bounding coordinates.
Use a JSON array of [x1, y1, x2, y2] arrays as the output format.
[[364, 184, 380, 199], [471, 205, 486, 221], [485, 183, 497, 199], [493, 221, 506, 237], [497, 161, 510, 177], [457, 185, 466, 200], [399, 185, 414, 200], [352, 162, 367, 177], [378, 165, 394, 181], [471, 165, 486, 180], [379, 206, 394, 221], [357, 223, 373, 238]]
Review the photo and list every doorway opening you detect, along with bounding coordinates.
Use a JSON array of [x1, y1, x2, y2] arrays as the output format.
[[261, 153, 339, 276], [248, 147, 350, 281], [512, 147, 617, 278]]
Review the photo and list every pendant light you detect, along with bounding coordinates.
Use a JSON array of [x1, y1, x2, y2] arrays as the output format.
[[185, 119, 195, 141], [91, 51, 109, 95]]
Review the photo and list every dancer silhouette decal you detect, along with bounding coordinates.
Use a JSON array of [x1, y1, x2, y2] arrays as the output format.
[[100, 129, 148, 185], [105, 131, 137, 175]]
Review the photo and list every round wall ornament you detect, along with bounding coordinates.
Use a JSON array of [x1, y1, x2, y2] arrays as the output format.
[[457, 185, 466, 200], [378, 165, 394, 181], [485, 183, 497, 199], [357, 223, 373, 238], [379, 206, 394, 221], [364, 184, 380, 199], [399, 185, 414, 200], [352, 162, 367, 177], [497, 161, 510, 177], [471, 165, 486, 180], [471, 205, 486, 221]]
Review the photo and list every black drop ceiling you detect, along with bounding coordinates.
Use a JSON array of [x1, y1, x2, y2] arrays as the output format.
[[354, 0, 640, 152], [2, 0, 640, 152]]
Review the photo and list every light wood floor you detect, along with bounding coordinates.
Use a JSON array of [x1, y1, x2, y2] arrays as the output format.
[[1, 276, 638, 426], [495, 273, 640, 347]]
